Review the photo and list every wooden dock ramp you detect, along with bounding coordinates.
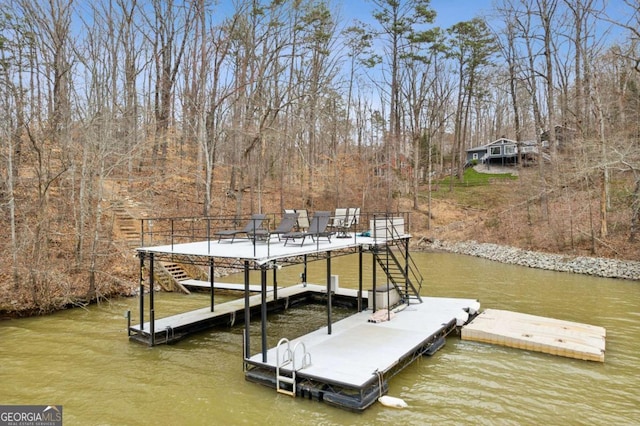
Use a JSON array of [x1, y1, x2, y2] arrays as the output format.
[[461, 309, 606, 362]]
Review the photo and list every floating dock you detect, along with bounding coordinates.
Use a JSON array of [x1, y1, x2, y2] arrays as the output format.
[[461, 309, 606, 362], [244, 297, 480, 411]]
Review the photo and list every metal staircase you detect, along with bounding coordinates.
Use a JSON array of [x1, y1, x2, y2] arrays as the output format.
[[372, 242, 423, 305]]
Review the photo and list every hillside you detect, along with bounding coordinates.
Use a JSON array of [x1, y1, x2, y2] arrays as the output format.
[[139, 161, 639, 262], [1, 159, 637, 318]]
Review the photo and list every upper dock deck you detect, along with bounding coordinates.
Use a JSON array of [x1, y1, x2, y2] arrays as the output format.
[[137, 232, 399, 265], [135, 211, 411, 268]]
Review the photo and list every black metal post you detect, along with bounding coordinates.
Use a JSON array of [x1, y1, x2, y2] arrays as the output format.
[[150, 308, 155, 346], [272, 264, 278, 300], [327, 251, 332, 335], [139, 253, 145, 330], [243, 261, 251, 360], [261, 267, 268, 362], [404, 237, 410, 297], [149, 253, 155, 345], [303, 255, 308, 285], [372, 250, 377, 312], [126, 310, 131, 336], [209, 258, 215, 312], [358, 246, 363, 311]]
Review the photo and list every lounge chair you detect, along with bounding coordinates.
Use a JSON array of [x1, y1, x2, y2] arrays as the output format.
[[215, 214, 267, 243], [282, 211, 333, 246], [265, 211, 298, 241]]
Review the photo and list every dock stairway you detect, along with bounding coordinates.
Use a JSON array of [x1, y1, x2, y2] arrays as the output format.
[[155, 262, 191, 294], [275, 338, 312, 397], [373, 244, 423, 304]]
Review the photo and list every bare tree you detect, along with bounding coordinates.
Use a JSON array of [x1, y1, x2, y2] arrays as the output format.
[[145, 0, 194, 167]]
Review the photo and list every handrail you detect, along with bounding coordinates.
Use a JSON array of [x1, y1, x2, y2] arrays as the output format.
[[292, 341, 312, 370], [395, 240, 424, 296], [275, 337, 312, 397]]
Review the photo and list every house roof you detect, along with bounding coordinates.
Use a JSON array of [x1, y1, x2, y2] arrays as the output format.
[[467, 138, 517, 152], [466, 138, 537, 152]]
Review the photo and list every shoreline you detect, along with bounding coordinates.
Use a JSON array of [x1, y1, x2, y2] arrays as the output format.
[[416, 239, 640, 281]]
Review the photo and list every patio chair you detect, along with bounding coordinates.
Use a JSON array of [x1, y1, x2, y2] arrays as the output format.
[[337, 207, 360, 238], [282, 211, 333, 246], [215, 214, 267, 243], [284, 208, 310, 231], [330, 208, 348, 231]]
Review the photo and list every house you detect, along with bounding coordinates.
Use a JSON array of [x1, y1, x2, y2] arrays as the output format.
[[466, 137, 539, 167]]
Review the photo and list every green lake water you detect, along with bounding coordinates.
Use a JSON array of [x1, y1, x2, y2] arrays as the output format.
[[1, 252, 638, 425]]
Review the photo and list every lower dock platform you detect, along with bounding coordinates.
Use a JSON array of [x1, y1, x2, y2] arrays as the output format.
[[244, 297, 480, 411], [128, 284, 364, 345]]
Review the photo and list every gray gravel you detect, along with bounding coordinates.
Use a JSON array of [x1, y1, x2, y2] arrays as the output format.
[[419, 239, 640, 281]]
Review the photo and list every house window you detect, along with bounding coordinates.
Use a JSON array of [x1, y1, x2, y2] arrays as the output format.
[[504, 145, 515, 155], [472, 153, 478, 160], [490, 146, 501, 156]]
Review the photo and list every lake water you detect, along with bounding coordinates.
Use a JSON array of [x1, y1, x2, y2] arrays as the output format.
[[1, 253, 638, 425]]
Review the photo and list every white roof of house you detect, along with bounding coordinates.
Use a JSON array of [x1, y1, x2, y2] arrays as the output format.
[[467, 138, 537, 152]]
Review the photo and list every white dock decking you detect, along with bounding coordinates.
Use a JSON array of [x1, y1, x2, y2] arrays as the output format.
[[461, 309, 606, 362], [247, 297, 479, 388]]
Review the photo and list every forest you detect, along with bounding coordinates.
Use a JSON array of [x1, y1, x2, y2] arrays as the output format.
[[0, 0, 639, 315]]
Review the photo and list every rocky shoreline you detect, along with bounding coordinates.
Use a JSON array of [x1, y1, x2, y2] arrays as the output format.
[[418, 239, 640, 281]]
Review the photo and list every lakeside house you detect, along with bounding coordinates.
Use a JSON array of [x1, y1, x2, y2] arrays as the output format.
[[465, 137, 539, 167]]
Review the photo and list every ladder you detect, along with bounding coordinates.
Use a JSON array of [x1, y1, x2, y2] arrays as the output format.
[[275, 338, 312, 397]]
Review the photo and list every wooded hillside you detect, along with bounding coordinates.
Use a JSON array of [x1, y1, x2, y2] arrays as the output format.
[[1, 0, 639, 315]]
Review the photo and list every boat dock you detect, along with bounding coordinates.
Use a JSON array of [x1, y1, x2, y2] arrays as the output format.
[[128, 211, 608, 412], [461, 309, 606, 362], [128, 212, 477, 410]]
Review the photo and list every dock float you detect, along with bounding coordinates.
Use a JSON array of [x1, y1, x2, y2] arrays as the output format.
[[461, 309, 606, 362]]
